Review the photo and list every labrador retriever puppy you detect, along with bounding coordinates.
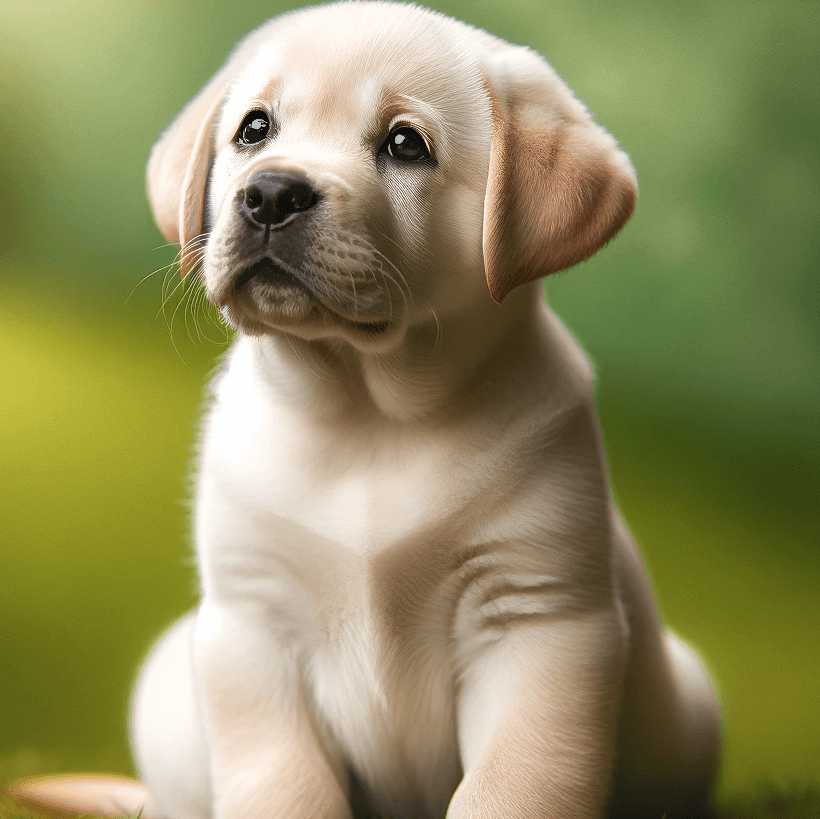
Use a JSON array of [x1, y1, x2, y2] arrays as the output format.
[[9, 3, 721, 818]]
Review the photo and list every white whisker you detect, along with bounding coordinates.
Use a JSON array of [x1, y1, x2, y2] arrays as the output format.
[[125, 261, 176, 305], [426, 305, 443, 357]]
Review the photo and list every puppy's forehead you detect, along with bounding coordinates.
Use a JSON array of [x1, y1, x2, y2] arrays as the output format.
[[226, 2, 489, 135]]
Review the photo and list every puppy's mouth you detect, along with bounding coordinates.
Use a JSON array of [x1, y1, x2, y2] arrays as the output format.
[[226, 257, 391, 337], [234, 257, 311, 296]]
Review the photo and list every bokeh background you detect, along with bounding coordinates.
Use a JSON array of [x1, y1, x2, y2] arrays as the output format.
[[1, 0, 818, 801]]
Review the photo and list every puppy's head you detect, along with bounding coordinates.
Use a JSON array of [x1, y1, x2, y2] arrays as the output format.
[[148, 2, 636, 351]]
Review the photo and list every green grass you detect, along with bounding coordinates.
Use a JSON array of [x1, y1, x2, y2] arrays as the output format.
[[719, 785, 820, 819]]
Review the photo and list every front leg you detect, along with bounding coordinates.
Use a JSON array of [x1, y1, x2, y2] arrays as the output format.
[[195, 601, 352, 819], [448, 608, 627, 819]]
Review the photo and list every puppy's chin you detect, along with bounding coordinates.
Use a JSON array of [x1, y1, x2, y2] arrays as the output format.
[[218, 258, 396, 349]]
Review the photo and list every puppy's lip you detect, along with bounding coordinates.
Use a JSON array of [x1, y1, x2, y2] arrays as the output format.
[[214, 259, 395, 338], [216, 258, 395, 334], [233, 257, 311, 295], [212, 257, 308, 308]]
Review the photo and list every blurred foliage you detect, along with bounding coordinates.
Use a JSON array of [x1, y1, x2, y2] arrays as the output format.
[[1, 0, 818, 801]]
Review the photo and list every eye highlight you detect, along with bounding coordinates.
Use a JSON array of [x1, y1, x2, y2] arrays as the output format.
[[236, 110, 271, 146], [381, 125, 431, 162]]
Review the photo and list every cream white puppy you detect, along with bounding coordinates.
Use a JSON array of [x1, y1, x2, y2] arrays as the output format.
[[126, 4, 720, 819]]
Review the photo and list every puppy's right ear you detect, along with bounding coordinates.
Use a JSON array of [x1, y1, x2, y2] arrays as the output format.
[[147, 30, 267, 276], [147, 73, 228, 276]]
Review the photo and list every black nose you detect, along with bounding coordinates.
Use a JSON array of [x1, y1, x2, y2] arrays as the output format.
[[240, 172, 319, 229]]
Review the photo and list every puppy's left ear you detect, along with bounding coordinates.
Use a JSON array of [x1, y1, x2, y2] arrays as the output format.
[[482, 46, 637, 303]]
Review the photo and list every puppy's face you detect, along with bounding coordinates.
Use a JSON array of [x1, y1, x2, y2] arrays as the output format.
[[203, 7, 491, 349], [148, 2, 638, 353]]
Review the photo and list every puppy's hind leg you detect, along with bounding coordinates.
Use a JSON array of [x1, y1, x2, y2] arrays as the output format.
[[662, 631, 722, 802], [610, 514, 721, 818], [130, 613, 213, 819]]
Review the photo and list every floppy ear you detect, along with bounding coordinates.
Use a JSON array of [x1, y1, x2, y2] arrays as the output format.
[[147, 30, 269, 277], [482, 47, 637, 304], [147, 74, 228, 277]]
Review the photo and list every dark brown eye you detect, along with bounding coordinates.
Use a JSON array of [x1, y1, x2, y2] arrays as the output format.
[[236, 111, 271, 145], [383, 126, 430, 161]]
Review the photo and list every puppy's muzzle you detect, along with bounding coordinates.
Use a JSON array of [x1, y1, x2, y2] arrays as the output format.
[[237, 171, 320, 238], [222, 170, 323, 313]]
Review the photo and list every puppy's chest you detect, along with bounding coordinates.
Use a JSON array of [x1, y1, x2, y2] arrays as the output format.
[[197, 370, 496, 582], [197, 406, 480, 632], [197, 399, 476, 813]]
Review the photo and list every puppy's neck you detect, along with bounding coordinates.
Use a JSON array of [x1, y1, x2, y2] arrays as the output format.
[[244, 283, 548, 425]]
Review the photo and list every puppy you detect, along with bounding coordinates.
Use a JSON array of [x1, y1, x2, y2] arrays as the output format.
[[10, 3, 721, 818]]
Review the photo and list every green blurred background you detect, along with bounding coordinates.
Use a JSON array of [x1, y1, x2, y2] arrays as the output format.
[[1, 0, 818, 800]]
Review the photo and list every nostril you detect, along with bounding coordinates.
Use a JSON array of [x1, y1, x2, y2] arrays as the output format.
[[288, 183, 316, 213], [245, 185, 264, 211]]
